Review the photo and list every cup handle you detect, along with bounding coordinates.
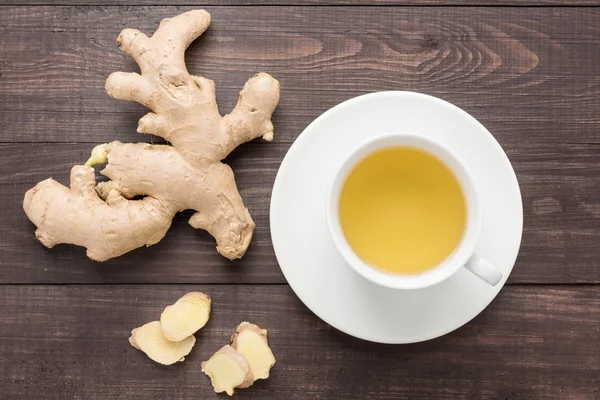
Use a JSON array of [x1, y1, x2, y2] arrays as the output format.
[[464, 253, 503, 286]]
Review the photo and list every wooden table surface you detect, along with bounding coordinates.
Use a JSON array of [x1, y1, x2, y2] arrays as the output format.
[[1, 2, 599, 399]]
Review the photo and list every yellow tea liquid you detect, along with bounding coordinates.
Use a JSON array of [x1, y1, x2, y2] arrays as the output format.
[[338, 147, 466, 274]]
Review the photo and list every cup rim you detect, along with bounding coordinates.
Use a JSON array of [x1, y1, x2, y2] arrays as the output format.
[[325, 132, 482, 290]]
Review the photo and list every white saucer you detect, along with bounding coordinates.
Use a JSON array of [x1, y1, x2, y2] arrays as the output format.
[[270, 92, 523, 344]]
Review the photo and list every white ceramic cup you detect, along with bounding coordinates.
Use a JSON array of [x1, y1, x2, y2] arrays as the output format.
[[325, 132, 503, 290]]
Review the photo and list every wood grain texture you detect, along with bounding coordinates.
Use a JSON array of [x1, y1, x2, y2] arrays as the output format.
[[1, 5, 599, 400], [1, 142, 281, 284], [1, 6, 600, 283], [0, 285, 598, 399], [1, 1, 600, 6], [1, 6, 600, 146], [2, 142, 599, 284]]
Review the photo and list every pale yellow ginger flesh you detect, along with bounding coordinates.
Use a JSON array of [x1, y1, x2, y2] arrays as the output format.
[[129, 321, 196, 365], [202, 345, 254, 396], [160, 292, 211, 342], [22, 9, 280, 261], [231, 322, 276, 381]]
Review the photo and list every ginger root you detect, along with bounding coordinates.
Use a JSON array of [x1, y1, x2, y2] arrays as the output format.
[[202, 345, 254, 396], [23, 10, 280, 261], [129, 321, 196, 365], [231, 322, 276, 380], [203, 322, 275, 395], [161, 292, 211, 342]]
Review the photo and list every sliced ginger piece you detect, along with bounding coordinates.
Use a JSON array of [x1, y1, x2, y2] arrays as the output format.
[[160, 292, 211, 341], [129, 321, 196, 365], [231, 322, 276, 380], [202, 345, 254, 396]]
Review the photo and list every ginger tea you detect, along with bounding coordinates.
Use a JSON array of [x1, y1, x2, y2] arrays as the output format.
[[338, 147, 466, 275]]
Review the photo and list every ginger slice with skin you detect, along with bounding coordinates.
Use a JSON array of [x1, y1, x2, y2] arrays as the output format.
[[23, 9, 280, 262], [202, 345, 254, 396], [160, 292, 211, 342], [130, 321, 196, 365], [231, 322, 276, 380]]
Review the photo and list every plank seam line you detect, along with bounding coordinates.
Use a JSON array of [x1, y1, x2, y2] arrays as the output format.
[[2, 141, 600, 145], [0, 282, 291, 286], [0, 282, 598, 286], [1, 3, 600, 7]]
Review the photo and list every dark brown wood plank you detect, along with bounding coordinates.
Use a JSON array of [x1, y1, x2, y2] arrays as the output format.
[[0, 284, 598, 399], [1, 6, 599, 284], [0, 142, 281, 284], [1, 1, 600, 6], [1, 6, 600, 147], [1, 142, 599, 284]]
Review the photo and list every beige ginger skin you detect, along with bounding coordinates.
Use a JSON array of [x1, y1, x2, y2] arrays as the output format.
[[23, 10, 280, 261]]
